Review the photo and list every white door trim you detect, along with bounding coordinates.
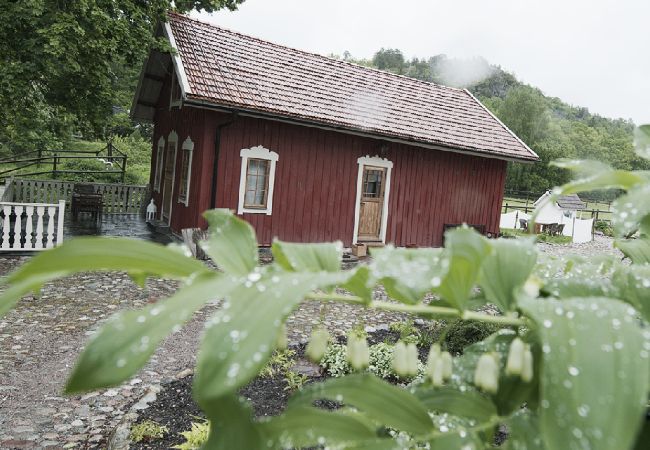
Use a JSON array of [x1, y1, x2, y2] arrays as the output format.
[[353, 155, 393, 244], [162, 130, 178, 225]]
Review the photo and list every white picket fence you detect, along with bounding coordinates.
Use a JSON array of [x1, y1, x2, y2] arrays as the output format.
[[0, 200, 65, 251]]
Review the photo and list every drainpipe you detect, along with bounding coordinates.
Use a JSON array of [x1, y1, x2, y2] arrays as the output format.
[[210, 113, 238, 209]]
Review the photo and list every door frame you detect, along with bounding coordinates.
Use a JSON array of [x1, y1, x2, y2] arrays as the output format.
[[353, 155, 393, 244], [161, 130, 178, 225]]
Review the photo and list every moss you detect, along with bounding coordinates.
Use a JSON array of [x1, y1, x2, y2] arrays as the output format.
[[129, 419, 168, 443]]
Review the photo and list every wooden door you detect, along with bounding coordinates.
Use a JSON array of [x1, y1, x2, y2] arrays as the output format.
[[161, 143, 176, 222], [357, 166, 386, 241]]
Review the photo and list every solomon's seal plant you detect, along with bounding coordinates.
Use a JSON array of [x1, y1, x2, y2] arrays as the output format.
[[1, 126, 650, 449]]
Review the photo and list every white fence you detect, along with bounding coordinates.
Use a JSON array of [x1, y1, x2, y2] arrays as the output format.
[[500, 209, 594, 244], [0, 200, 65, 251]]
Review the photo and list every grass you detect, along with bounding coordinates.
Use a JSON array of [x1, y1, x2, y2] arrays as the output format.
[[2, 138, 150, 185], [500, 228, 572, 244]]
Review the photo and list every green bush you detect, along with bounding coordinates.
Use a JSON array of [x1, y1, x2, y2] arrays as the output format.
[[442, 320, 501, 355], [389, 319, 420, 344], [594, 219, 614, 237]]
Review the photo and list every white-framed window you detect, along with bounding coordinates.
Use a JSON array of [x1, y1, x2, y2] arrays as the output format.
[[154, 136, 165, 192], [177, 136, 194, 206], [237, 146, 279, 215], [169, 70, 182, 109]]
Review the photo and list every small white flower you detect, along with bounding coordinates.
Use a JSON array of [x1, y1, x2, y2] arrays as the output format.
[[521, 345, 534, 383], [505, 337, 525, 376], [474, 353, 500, 394], [347, 334, 370, 370], [306, 327, 330, 363]]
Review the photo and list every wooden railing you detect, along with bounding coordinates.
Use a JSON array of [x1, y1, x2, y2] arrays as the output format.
[[3, 178, 150, 214], [0, 201, 65, 251]]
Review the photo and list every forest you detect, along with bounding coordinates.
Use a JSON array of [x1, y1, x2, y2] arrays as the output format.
[[1, 1, 646, 196], [338, 49, 648, 197]]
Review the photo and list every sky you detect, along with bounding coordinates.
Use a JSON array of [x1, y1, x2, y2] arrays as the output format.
[[194, 0, 650, 125]]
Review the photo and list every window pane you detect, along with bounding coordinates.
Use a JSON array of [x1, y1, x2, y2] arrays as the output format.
[[244, 159, 270, 207]]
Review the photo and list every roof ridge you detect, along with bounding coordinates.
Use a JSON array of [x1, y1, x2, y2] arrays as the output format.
[[168, 12, 465, 93]]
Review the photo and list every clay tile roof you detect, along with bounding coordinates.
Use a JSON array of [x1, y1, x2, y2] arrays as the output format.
[[166, 13, 538, 162]]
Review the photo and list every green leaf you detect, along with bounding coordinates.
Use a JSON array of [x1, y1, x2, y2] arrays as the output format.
[[613, 265, 650, 323], [0, 274, 51, 317], [370, 246, 447, 304], [520, 297, 649, 450], [202, 209, 258, 275], [453, 330, 539, 415], [541, 278, 614, 299], [426, 431, 486, 449], [193, 271, 346, 400], [615, 237, 650, 264], [610, 184, 650, 237], [437, 227, 491, 310], [479, 238, 537, 312], [200, 395, 263, 450], [0, 237, 210, 319], [504, 410, 545, 450], [65, 273, 234, 393], [341, 265, 374, 303], [554, 170, 646, 195], [261, 406, 378, 447], [288, 373, 432, 436], [413, 385, 497, 422], [271, 240, 343, 272], [5, 237, 209, 286]]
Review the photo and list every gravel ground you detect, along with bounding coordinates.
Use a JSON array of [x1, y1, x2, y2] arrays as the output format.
[[0, 234, 620, 448]]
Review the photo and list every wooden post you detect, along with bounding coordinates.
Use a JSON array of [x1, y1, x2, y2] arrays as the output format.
[[504, 202, 508, 214], [53, 154, 58, 178], [121, 156, 127, 183]]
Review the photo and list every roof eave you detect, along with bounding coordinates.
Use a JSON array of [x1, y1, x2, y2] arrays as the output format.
[[183, 97, 539, 163]]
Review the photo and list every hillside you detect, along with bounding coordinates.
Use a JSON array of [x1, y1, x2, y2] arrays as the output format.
[[339, 49, 648, 198]]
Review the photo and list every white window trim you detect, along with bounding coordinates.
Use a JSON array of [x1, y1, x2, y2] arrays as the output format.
[[352, 155, 393, 245], [177, 136, 194, 206], [154, 136, 165, 193], [237, 146, 279, 215], [162, 130, 178, 225]]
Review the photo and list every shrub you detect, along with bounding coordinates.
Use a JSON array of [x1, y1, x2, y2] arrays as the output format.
[[389, 319, 420, 344], [368, 342, 394, 379], [442, 320, 501, 355], [320, 343, 351, 377], [594, 219, 614, 237], [129, 420, 168, 443], [173, 420, 210, 450]]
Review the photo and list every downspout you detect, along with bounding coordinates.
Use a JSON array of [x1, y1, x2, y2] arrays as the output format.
[[210, 113, 238, 209]]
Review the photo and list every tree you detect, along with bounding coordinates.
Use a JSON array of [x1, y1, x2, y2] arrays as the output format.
[[0, 0, 244, 154], [372, 48, 406, 74]]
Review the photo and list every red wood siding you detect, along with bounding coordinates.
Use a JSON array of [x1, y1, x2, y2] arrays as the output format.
[[150, 75, 219, 232], [151, 78, 506, 246], [210, 114, 506, 247]]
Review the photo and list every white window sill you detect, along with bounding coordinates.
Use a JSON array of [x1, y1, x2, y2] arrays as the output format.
[[238, 207, 271, 215]]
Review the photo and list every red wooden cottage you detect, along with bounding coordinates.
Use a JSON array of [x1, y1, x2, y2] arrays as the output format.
[[131, 13, 538, 247]]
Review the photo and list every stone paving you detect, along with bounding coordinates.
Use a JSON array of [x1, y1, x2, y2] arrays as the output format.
[[0, 231, 620, 449]]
